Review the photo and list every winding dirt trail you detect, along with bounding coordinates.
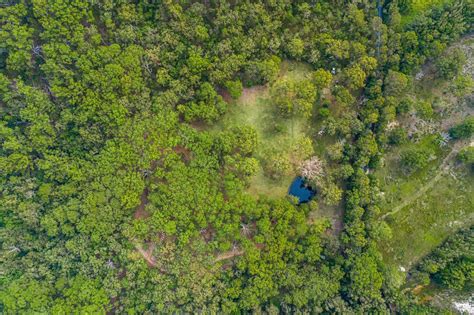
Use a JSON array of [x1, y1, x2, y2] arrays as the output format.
[[381, 139, 470, 220]]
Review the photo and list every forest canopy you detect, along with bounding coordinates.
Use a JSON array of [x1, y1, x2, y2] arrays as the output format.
[[0, 0, 473, 313]]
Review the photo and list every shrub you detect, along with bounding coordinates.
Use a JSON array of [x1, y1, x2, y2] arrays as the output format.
[[458, 147, 474, 165], [320, 181, 342, 205], [397, 98, 414, 115], [435, 48, 466, 80], [449, 117, 474, 139], [400, 147, 433, 173], [388, 127, 408, 145], [319, 107, 330, 118], [451, 75, 474, 97], [225, 80, 243, 99], [415, 100, 433, 119], [264, 155, 292, 180]]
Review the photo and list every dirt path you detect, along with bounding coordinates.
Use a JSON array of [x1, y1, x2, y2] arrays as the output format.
[[214, 243, 264, 262], [381, 139, 470, 220], [133, 188, 150, 219], [134, 242, 157, 267], [214, 249, 245, 262], [134, 241, 169, 273]]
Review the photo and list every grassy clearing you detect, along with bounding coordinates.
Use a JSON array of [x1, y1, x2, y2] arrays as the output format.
[[379, 163, 474, 269], [377, 135, 448, 214], [214, 61, 314, 198]]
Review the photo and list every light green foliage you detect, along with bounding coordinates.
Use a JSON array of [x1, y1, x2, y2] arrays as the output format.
[[0, 278, 53, 313], [313, 69, 333, 90], [346, 250, 384, 304], [415, 100, 433, 119], [179, 82, 227, 123], [225, 79, 243, 99], [0, 277, 108, 314], [287, 37, 305, 60], [262, 136, 313, 180], [343, 57, 377, 91], [450, 75, 474, 97], [388, 1, 402, 31], [356, 131, 379, 166], [271, 78, 317, 118], [51, 277, 109, 314], [343, 65, 367, 91], [325, 39, 350, 61], [371, 221, 393, 241], [320, 181, 343, 206], [264, 155, 293, 180], [347, 4, 368, 32]]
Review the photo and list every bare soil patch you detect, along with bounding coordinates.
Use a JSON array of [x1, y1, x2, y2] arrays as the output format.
[[133, 188, 150, 219]]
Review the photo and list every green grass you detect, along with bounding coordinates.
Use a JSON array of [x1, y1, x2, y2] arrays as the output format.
[[375, 135, 473, 270], [376, 135, 447, 214], [214, 61, 314, 198], [379, 164, 474, 268]]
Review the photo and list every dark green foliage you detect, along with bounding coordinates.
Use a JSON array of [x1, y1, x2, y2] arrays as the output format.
[[243, 56, 281, 87], [416, 227, 473, 290], [388, 127, 409, 145], [435, 48, 466, 80], [178, 83, 227, 123], [458, 147, 474, 166], [449, 117, 474, 139], [437, 258, 473, 290], [399, 1, 468, 73], [397, 98, 415, 115], [0, 276, 109, 313], [400, 147, 434, 173]]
